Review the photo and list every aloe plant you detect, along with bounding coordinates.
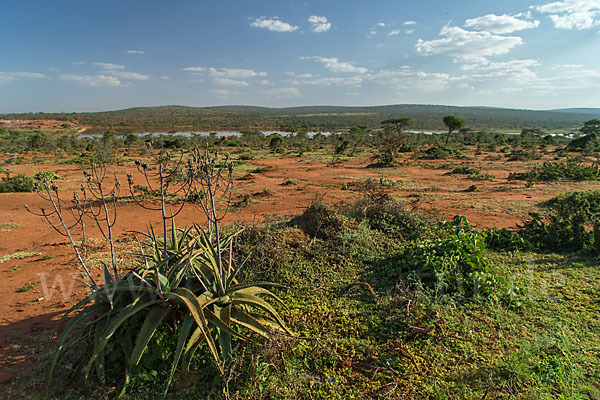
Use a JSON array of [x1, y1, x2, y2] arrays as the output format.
[[49, 220, 291, 396], [40, 151, 291, 396]]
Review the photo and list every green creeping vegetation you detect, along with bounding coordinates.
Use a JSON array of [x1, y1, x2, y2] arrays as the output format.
[[8, 195, 600, 399], [384, 216, 522, 305], [17, 282, 38, 293], [509, 160, 600, 182]]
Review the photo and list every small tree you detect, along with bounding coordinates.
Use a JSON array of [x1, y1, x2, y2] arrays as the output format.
[[375, 118, 412, 166], [443, 115, 465, 145], [381, 118, 412, 135], [580, 119, 600, 135]]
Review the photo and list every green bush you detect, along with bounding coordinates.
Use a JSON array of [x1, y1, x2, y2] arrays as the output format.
[[289, 196, 347, 239], [509, 160, 600, 182], [384, 216, 521, 304], [445, 166, 479, 175], [348, 196, 433, 242], [421, 145, 465, 160], [519, 190, 600, 251], [445, 166, 495, 180], [0, 174, 35, 192], [485, 227, 529, 252], [567, 133, 598, 152]]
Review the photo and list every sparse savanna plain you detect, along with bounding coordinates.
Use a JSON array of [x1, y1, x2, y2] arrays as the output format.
[[0, 108, 599, 399]]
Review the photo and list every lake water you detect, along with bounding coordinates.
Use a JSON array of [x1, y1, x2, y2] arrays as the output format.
[[78, 130, 340, 139]]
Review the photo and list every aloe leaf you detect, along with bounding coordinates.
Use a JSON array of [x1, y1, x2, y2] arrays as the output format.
[[230, 285, 287, 307], [83, 298, 160, 380], [204, 308, 248, 343], [230, 309, 270, 338], [231, 292, 292, 335], [164, 314, 194, 396], [130, 305, 170, 366], [182, 326, 204, 372], [165, 288, 223, 374], [217, 306, 231, 361]]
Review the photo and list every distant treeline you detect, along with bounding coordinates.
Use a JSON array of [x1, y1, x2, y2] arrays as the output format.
[[2, 104, 600, 133]]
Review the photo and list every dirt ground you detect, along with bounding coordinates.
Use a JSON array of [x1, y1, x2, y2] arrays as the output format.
[[0, 148, 597, 391]]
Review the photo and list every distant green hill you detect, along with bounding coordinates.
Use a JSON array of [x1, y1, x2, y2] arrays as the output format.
[[549, 108, 600, 115], [2, 104, 598, 133]]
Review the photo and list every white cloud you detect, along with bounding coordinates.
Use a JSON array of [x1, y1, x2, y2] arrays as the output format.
[[213, 78, 249, 87], [455, 59, 541, 87], [59, 74, 124, 87], [286, 72, 314, 78], [250, 17, 298, 32], [262, 87, 301, 97], [461, 59, 540, 72], [367, 68, 450, 92], [184, 67, 267, 86], [208, 67, 267, 79], [308, 15, 331, 32], [309, 57, 368, 74], [304, 76, 364, 87], [403, 21, 417, 26], [0, 71, 45, 85], [405, 29, 415, 34], [257, 79, 271, 85], [83, 63, 150, 84], [93, 62, 126, 70], [184, 67, 206, 73], [464, 13, 540, 34], [388, 29, 402, 36], [109, 71, 150, 80], [210, 89, 232, 96], [416, 25, 524, 62], [127, 50, 144, 54], [160, 76, 171, 80], [535, 0, 600, 29], [496, 65, 600, 94], [376, 22, 386, 27]]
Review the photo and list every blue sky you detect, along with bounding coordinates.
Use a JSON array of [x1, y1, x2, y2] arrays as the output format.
[[1, 0, 599, 112]]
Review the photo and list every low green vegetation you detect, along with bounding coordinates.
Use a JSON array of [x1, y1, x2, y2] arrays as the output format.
[[0, 174, 35, 193], [15, 189, 596, 399], [445, 166, 495, 180], [509, 160, 600, 182], [17, 282, 38, 293]]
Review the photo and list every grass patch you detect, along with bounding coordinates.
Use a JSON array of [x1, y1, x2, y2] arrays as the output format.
[[0, 251, 43, 263], [0, 222, 23, 232]]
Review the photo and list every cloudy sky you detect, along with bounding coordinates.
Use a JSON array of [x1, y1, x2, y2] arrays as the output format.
[[1, 0, 600, 112]]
